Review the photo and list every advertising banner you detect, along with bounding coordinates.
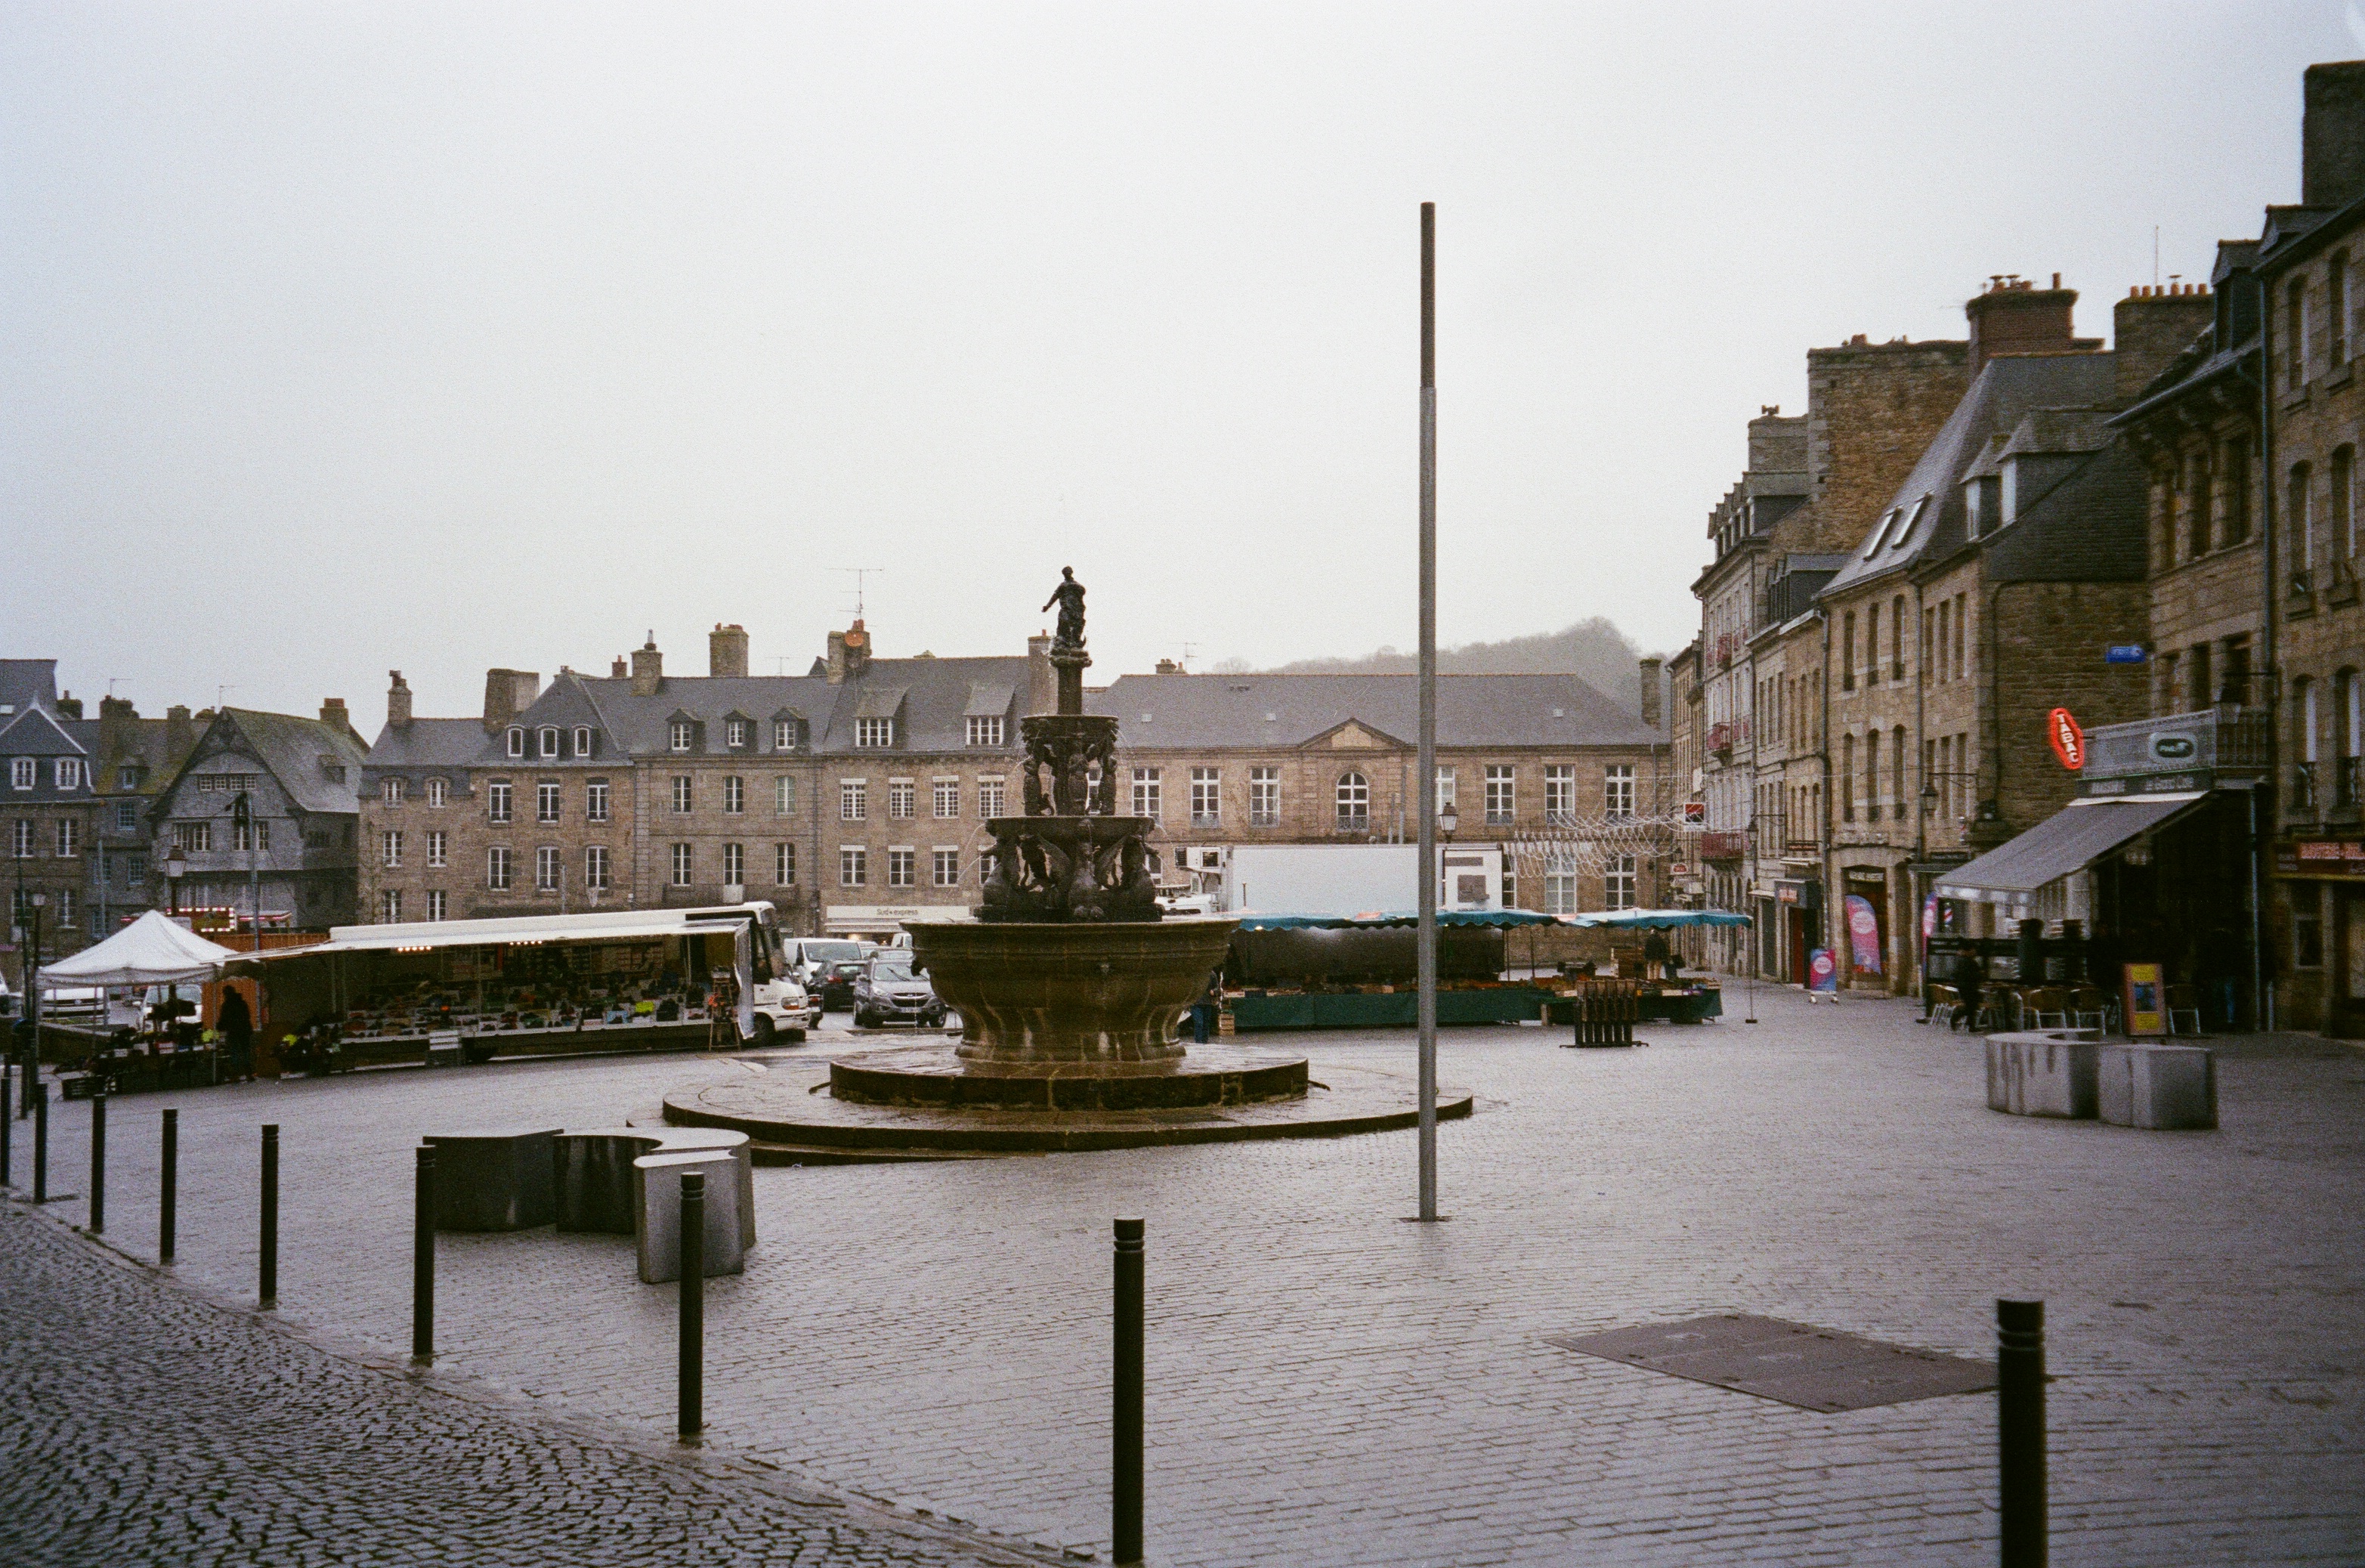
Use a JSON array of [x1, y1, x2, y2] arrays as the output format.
[[1807, 947, 1839, 993], [2122, 961, 2167, 1038], [1844, 894, 1883, 975]]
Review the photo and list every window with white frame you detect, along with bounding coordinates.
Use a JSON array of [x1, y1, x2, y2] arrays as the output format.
[[9, 759, 31, 790], [978, 777, 1006, 816], [1336, 771, 1369, 827], [932, 848, 960, 886], [52, 759, 77, 791], [536, 782, 561, 823], [487, 846, 512, 890], [1189, 767, 1220, 825], [723, 775, 744, 815], [536, 846, 561, 891], [425, 889, 447, 920], [573, 726, 592, 756], [586, 845, 611, 890], [1435, 765, 1455, 811], [841, 780, 867, 821], [1250, 767, 1280, 826], [840, 846, 867, 886], [10, 821, 29, 858], [233, 818, 267, 853], [487, 782, 512, 823], [966, 715, 1006, 747], [115, 801, 138, 832], [726, 718, 749, 749], [54, 819, 78, 858], [507, 727, 525, 758], [855, 716, 894, 748], [887, 847, 916, 887], [427, 830, 447, 867], [889, 780, 915, 819], [175, 821, 213, 852], [934, 778, 960, 818], [1604, 764, 1635, 819], [381, 830, 403, 868], [775, 776, 797, 815], [1544, 873, 1578, 915], [379, 890, 403, 923], [586, 781, 609, 821], [671, 776, 692, 814], [722, 842, 744, 885], [773, 718, 799, 750], [426, 778, 447, 807], [381, 778, 404, 806], [670, 843, 692, 886], [1131, 768, 1162, 820], [670, 721, 694, 752], [773, 843, 796, 885], [1544, 765, 1575, 822], [1484, 765, 1515, 825], [1606, 854, 1637, 911], [539, 727, 559, 759]]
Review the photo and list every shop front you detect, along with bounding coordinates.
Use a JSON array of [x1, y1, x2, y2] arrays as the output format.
[[1773, 878, 1820, 983], [2274, 837, 2365, 1038], [1837, 864, 1895, 992]]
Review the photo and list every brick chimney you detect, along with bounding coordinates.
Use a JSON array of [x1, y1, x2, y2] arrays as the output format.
[[54, 692, 82, 719], [484, 668, 543, 731], [1965, 275, 2095, 374], [1637, 657, 1663, 729], [630, 636, 663, 697], [710, 623, 749, 679], [386, 671, 413, 731], [1154, 658, 1180, 675], [2303, 60, 2365, 209], [319, 697, 351, 735], [611, 655, 628, 679], [2113, 284, 2217, 404], [826, 620, 872, 684]]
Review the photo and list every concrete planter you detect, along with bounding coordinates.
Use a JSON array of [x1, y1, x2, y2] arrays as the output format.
[[1983, 1031, 2101, 1118], [2097, 1044, 2217, 1130]]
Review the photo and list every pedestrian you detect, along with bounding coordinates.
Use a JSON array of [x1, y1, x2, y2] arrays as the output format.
[[1190, 965, 1223, 1045], [218, 987, 255, 1083], [1949, 946, 1986, 1032]]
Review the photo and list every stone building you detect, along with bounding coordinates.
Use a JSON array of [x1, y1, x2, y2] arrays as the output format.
[[85, 696, 199, 937], [149, 703, 369, 931], [2, 660, 98, 967]]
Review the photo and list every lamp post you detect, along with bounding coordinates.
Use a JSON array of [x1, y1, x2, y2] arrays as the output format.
[[165, 846, 186, 917], [26, 891, 45, 1031]]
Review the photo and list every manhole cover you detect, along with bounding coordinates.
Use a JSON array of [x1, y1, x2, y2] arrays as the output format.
[[1546, 1313, 1995, 1412]]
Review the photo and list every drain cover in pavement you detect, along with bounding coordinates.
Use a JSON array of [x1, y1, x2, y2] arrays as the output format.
[[1546, 1313, 1995, 1412]]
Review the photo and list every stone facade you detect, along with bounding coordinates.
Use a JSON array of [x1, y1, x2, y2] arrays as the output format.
[[150, 704, 368, 932], [2, 663, 99, 966]]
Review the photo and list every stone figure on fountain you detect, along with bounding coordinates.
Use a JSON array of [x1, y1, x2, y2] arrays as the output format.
[[1042, 567, 1087, 654]]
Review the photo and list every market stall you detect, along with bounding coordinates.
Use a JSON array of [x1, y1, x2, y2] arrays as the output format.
[[1549, 908, 1751, 1024], [1223, 909, 1562, 1029], [32, 911, 240, 1087]]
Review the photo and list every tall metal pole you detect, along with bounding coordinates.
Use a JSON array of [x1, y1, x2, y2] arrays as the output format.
[[1416, 201, 1439, 1223]]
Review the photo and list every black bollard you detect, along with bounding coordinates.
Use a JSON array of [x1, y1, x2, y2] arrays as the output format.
[[1998, 1298, 2046, 1568], [88, 1095, 107, 1233], [412, 1146, 434, 1363], [2, 1065, 11, 1187], [258, 1124, 279, 1309], [679, 1170, 705, 1440], [159, 1109, 178, 1264], [1113, 1217, 1145, 1565], [32, 1081, 48, 1203]]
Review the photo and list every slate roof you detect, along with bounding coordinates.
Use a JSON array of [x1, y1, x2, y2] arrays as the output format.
[[187, 709, 369, 815], [1090, 673, 1660, 750], [0, 705, 94, 802], [1822, 353, 2122, 598], [0, 659, 59, 716], [1980, 437, 2150, 585], [364, 717, 491, 771]]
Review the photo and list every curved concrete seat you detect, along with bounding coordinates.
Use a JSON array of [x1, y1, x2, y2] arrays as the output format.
[[557, 1126, 753, 1248], [1983, 1032, 2101, 1119], [633, 1149, 747, 1282], [423, 1126, 563, 1231]]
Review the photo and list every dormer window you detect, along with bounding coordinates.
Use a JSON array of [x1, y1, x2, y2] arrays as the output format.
[[117, 764, 141, 789], [507, 727, 526, 758], [56, 759, 82, 790], [670, 721, 694, 752], [772, 718, 798, 749], [382, 778, 404, 806], [1862, 511, 1897, 559], [573, 726, 592, 756], [726, 719, 749, 748], [538, 726, 559, 758], [966, 716, 1006, 747], [855, 716, 894, 748]]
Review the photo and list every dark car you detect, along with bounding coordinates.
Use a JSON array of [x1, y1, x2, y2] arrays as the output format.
[[852, 957, 946, 1029], [786, 940, 869, 1011]]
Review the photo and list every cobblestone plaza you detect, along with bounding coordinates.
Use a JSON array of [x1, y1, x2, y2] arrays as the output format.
[[6, 987, 2363, 1566]]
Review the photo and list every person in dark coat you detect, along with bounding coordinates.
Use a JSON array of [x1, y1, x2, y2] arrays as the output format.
[[1948, 947, 1986, 1032], [218, 988, 254, 1082]]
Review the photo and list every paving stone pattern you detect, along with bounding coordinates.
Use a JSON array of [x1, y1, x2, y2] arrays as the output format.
[[6, 999, 2364, 1566]]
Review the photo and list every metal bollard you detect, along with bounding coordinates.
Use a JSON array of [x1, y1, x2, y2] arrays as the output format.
[[88, 1095, 107, 1233], [2, 1065, 11, 1186], [412, 1146, 434, 1363], [159, 1109, 178, 1264], [1998, 1298, 2046, 1568], [678, 1170, 705, 1440], [1113, 1217, 1145, 1565], [258, 1124, 279, 1309], [32, 1082, 48, 1203]]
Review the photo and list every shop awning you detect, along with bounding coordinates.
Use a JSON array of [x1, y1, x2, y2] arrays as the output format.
[[1935, 794, 2207, 902], [1232, 909, 1563, 931], [36, 909, 239, 989]]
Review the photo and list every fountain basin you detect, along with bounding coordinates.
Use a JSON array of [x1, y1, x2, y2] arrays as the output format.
[[913, 917, 1239, 1066]]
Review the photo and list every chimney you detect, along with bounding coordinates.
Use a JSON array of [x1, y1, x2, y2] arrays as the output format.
[[1027, 632, 1055, 714], [1637, 657, 1663, 729], [165, 704, 195, 761], [2113, 285, 2217, 404], [710, 623, 749, 679], [611, 655, 628, 679], [630, 636, 663, 697], [1965, 276, 2085, 374], [1154, 658, 1180, 675], [54, 692, 82, 720], [386, 671, 413, 731], [2303, 60, 2365, 210], [98, 694, 138, 763], [320, 697, 351, 735], [842, 618, 870, 679], [483, 667, 543, 731]]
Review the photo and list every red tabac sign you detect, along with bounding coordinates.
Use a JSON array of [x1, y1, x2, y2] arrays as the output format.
[[2047, 707, 2085, 771]]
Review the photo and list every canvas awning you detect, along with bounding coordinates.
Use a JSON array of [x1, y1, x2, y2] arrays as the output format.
[[1565, 908, 1754, 930], [1232, 909, 1562, 931], [1934, 794, 2208, 902], [35, 909, 239, 989]]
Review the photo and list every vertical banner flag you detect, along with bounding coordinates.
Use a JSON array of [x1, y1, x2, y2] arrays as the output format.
[[1844, 894, 1884, 975], [1807, 948, 1839, 994]]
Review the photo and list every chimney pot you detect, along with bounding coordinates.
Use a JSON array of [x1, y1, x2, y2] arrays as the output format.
[[387, 670, 413, 731], [629, 642, 663, 697], [611, 656, 627, 678]]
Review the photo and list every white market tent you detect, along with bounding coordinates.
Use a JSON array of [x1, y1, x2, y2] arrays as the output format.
[[35, 909, 239, 990]]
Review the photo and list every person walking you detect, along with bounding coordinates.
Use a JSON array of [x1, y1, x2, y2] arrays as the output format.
[[218, 987, 255, 1083]]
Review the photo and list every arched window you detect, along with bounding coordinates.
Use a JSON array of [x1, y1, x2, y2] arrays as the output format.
[[538, 726, 559, 758], [573, 726, 592, 756], [2340, 669, 2363, 808], [505, 726, 524, 758], [1863, 728, 1881, 822], [2187, 447, 2213, 560], [1892, 724, 1907, 815], [2290, 462, 2314, 578], [2333, 447, 2356, 561], [2295, 676, 2319, 811], [1335, 771, 1369, 829], [1841, 734, 1856, 822]]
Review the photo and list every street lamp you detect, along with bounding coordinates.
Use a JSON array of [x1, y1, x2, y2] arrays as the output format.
[[165, 846, 186, 916], [1438, 802, 1459, 843], [26, 891, 45, 1030]]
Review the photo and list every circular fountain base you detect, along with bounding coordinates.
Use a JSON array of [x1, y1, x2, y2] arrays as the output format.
[[830, 1042, 1308, 1112]]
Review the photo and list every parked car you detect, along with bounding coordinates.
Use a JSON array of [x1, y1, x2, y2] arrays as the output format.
[[852, 956, 947, 1029], [747, 974, 820, 1044], [783, 939, 869, 1010]]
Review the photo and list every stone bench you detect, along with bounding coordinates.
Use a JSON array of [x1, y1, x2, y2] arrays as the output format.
[[634, 1149, 747, 1282], [1983, 1031, 2101, 1119], [557, 1126, 755, 1251], [2098, 1044, 2217, 1130], [422, 1126, 561, 1231]]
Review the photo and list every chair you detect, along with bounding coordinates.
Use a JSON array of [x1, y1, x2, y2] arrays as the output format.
[[1928, 984, 1965, 1031], [2165, 984, 2205, 1036], [1984, 984, 2027, 1032], [2067, 987, 2112, 1034], [2022, 988, 2071, 1030]]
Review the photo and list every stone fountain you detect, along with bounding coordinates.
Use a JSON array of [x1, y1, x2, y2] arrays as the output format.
[[661, 571, 1471, 1156]]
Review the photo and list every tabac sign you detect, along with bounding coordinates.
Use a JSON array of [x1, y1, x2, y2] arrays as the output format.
[[2046, 707, 2085, 772]]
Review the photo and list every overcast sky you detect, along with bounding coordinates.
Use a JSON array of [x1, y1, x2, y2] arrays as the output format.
[[1, 2, 2348, 725]]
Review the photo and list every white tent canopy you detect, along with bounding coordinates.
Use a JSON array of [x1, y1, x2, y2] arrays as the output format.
[[36, 910, 239, 990]]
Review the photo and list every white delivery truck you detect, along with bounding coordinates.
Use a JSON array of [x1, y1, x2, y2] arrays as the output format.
[[1220, 843, 1503, 917]]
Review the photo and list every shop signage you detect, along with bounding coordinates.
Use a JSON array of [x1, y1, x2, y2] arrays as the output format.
[[1682, 802, 1705, 824], [1844, 893, 1883, 975], [1807, 948, 1839, 993], [2122, 961, 2167, 1038], [2046, 707, 2085, 771], [2082, 769, 2212, 797], [2274, 839, 2365, 879], [2104, 645, 2147, 664]]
